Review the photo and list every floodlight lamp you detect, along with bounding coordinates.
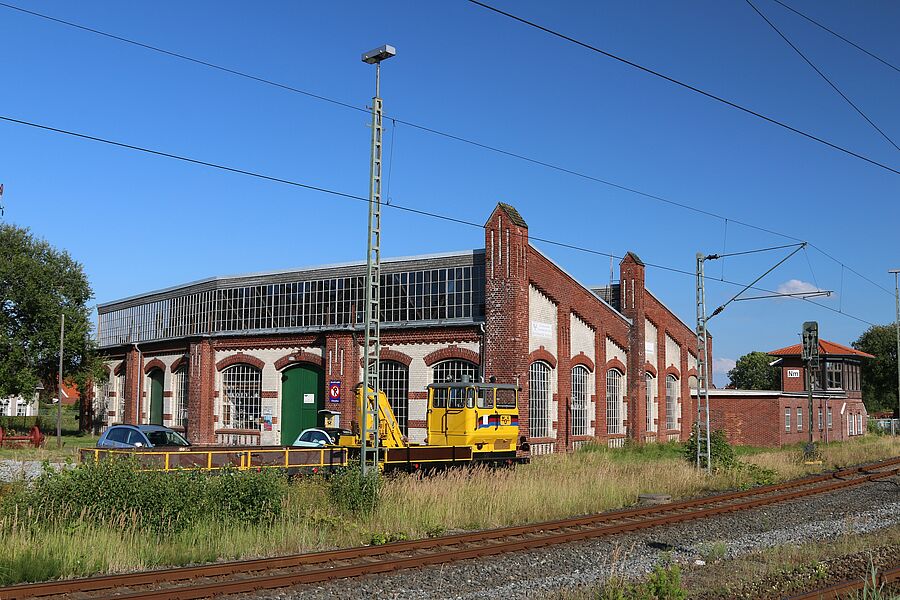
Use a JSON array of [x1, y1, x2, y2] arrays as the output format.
[[361, 44, 396, 64]]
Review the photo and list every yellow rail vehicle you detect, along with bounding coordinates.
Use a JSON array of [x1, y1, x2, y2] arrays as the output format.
[[427, 381, 523, 461], [344, 380, 528, 469]]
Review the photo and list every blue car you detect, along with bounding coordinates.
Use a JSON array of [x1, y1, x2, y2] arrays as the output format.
[[98, 424, 191, 449]]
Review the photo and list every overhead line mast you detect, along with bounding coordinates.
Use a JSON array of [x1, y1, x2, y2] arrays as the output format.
[[360, 44, 396, 475]]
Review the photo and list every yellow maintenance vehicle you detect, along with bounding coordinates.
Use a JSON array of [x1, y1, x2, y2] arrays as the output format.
[[341, 378, 529, 470]]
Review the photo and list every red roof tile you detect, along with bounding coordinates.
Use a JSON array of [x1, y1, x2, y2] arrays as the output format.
[[768, 339, 875, 359]]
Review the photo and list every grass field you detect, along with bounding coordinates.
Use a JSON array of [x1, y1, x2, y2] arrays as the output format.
[[0, 435, 897, 586]]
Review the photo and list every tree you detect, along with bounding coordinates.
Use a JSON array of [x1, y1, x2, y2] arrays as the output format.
[[853, 325, 898, 413], [727, 351, 780, 390], [0, 224, 103, 408]]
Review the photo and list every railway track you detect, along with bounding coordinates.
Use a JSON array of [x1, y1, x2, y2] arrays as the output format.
[[2, 457, 899, 600], [784, 564, 900, 600]]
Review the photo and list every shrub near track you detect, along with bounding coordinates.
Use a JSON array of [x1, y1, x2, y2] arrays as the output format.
[[1, 457, 286, 533]]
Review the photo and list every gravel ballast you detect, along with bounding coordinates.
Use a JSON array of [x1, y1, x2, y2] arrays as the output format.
[[228, 475, 900, 600]]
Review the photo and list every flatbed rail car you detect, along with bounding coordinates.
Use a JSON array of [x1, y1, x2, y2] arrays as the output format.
[[78, 445, 348, 474]]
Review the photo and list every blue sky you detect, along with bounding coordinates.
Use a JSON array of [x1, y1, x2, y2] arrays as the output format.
[[1, 1, 898, 385]]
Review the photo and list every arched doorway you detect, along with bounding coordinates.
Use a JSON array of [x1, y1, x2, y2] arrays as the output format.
[[281, 365, 324, 445], [148, 369, 164, 426]]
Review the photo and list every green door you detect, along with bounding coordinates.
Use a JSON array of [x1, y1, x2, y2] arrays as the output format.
[[281, 365, 324, 445], [149, 369, 164, 426]]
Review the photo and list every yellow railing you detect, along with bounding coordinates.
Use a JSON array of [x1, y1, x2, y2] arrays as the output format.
[[79, 446, 348, 472]]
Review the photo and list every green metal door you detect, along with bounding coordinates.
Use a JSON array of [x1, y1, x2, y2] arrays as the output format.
[[281, 365, 324, 445], [149, 369, 164, 426]]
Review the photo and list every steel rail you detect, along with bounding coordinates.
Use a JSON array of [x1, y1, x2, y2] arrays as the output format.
[[2, 457, 899, 600], [784, 564, 900, 600]]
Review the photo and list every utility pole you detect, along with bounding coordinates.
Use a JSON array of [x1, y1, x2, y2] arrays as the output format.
[[360, 45, 395, 475], [889, 270, 900, 434], [695, 253, 712, 474], [57, 312, 65, 448], [802, 321, 818, 459]]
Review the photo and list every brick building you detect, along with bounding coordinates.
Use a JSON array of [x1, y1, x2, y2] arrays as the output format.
[[703, 340, 871, 446], [87, 203, 704, 452]]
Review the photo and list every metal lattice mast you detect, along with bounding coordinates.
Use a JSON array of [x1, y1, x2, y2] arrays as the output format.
[[360, 45, 394, 474], [695, 253, 712, 473]]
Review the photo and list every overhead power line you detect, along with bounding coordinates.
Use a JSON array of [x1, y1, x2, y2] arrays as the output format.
[[0, 1, 892, 297], [745, 0, 899, 152], [464, 0, 900, 177], [0, 113, 874, 326], [769, 0, 900, 76]]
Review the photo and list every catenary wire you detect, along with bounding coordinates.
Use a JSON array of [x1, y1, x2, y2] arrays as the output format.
[[745, 0, 899, 152], [0, 1, 892, 298], [464, 0, 900, 177], [0, 113, 875, 327], [769, 0, 900, 76]]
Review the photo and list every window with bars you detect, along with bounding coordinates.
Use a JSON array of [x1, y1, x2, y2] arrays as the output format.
[[221, 365, 262, 430], [379, 361, 409, 434], [785, 407, 791, 432], [529, 362, 551, 438], [571, 366, 589, 437], [645, 373, 656, 432], [431, 359, 479, 408], [607, 369, 624, 435], [95, 380, 111, 428], [666, 375, 679, 430], [172, 367, 189, 429], [826, 361, 843, 390]]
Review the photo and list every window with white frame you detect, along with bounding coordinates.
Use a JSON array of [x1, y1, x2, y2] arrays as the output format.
[[666, 375, 679, 430], [785, 407, 791, 432], [849, 413, 855, 436], [380, 361, 409, 434], [221, 364, 262, 430], [172, 367, 189, 428], [645, 373, 656, 432], [529, 362, 551, 438], [858, 413, 863, 435], [607, 369, 624, 435], [15, 399, 27, 416], [818, 407, 823, 430], [827, 407, 833, 429], [826, 361, 843, 390], [796, 407, 803, 432], [571, 366, 590, 437]]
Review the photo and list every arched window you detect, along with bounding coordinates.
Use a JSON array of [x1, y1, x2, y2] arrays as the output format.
[[645, 372, 657, 433], [432, 359, 478, 385], [221, 364, 262, 430], [607, 369, 624, 435], [666, 375, 680, 430], [172, 367, 189, 429], [688, 375, 699, 391], [530, 362, 551, 438], [380, 360, 409, 434], [571, 366, 590, 437]]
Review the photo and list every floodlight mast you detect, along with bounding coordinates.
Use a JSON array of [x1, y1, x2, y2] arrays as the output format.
[[360, 44, 395, 475]]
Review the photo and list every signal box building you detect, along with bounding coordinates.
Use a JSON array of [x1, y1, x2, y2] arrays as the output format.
[[702, 340, 872, 446], [87, 203, 704, 454]]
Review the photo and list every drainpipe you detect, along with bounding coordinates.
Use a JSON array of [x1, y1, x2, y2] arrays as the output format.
[[479, 323, 486, 382], [134, 343, 142, 425]]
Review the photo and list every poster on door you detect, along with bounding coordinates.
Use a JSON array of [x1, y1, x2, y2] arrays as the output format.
[[303, 393, 315, 404]]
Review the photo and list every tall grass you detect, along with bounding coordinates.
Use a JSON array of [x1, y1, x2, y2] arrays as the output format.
[[0, 436, 896, 586]]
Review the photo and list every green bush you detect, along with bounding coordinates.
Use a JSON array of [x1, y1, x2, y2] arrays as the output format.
[[0, 416, 44, 434], [327, 465, 382, 515], [683, 428, 735, 470], [597, 564, 687, 600], [1, 457, 286, 533]]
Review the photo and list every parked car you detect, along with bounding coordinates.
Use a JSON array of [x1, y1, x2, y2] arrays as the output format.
[[291, 427, 351, 448], [98, 424, 191, 449]]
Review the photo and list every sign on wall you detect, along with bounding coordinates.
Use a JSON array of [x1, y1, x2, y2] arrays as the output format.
[[328, 380, 341, 404], [787, 369, 801, 378], [303, 393, 315, 404], [531, 321, 553, 338]]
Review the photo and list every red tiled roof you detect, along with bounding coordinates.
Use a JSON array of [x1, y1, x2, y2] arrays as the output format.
[[768, 339, 875, 359], [59, 381, 80, 405]]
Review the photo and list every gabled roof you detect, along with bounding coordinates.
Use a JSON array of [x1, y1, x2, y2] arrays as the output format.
[[497, 202, 528, 228], [622, 251, 644, 266], [768, 339, 875, 359]]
